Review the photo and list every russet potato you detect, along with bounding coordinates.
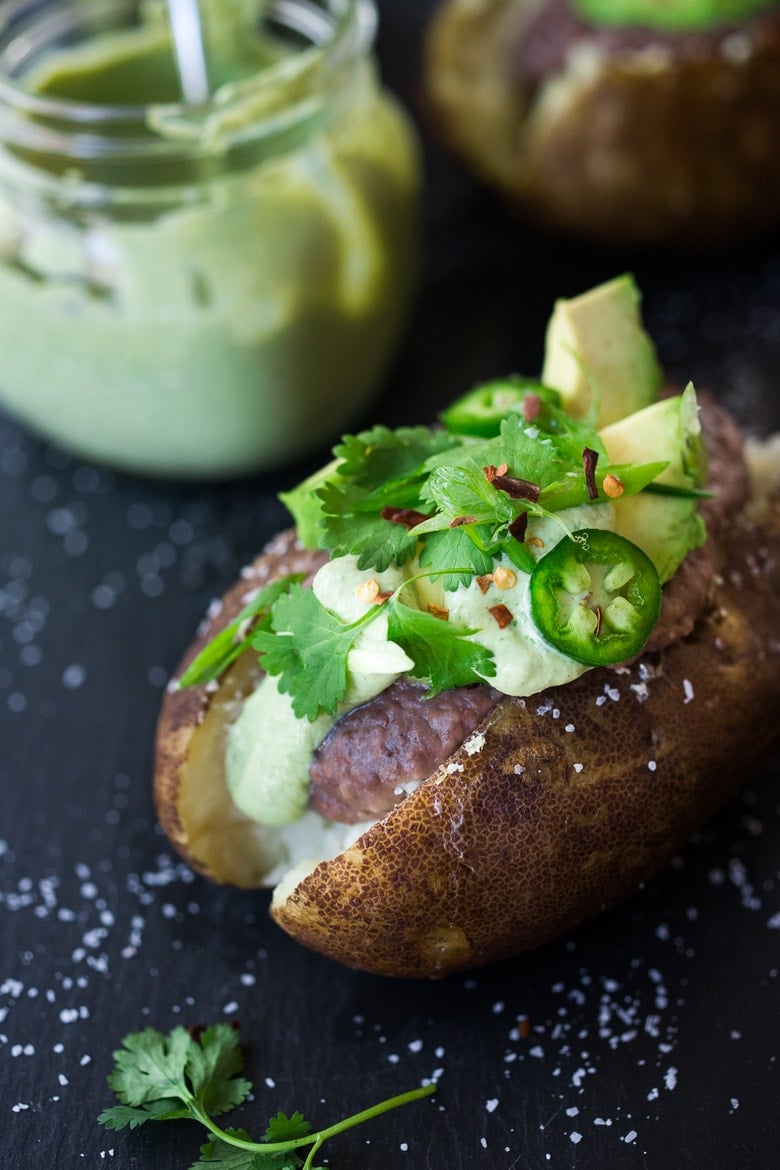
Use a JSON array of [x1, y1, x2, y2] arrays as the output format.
[[424, 0, 780, 246], [154, 500, 780, 978]]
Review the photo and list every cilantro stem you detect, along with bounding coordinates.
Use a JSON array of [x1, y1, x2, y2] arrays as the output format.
[[191, 1083, 436, 1157]]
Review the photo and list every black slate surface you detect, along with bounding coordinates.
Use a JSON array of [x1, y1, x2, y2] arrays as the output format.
[[1, 3, 779, 1167]]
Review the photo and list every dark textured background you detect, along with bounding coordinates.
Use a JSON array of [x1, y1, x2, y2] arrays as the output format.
[[1, 2, 779, 1166]]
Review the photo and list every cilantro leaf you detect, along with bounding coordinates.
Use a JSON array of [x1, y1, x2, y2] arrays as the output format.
[[419, 461, 517, 529], [496, 414, 569, 487], [98, 1098, 188, 1131], [334, 424, 456, 488], [107, 1025, 194, 1107], [100, 1021, 435, 1169], [264, 1112, 311, 1142], [186, 1025, 252, 1118], [418, 526, 494, 591], [252, 584, 374, 720], [195, 1130, 302, 1168], [386, 599, 496, 695], [179, 576, 304, 689], [316, 479, 418, 570], [312, 426, 459, 569]]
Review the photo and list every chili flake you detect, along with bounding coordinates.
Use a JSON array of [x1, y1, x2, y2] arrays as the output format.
[[509, 513, 528, 543], [493, 566, 517, 591], [483, 462, 508, 483], [492, 474, 541, 502], [582, 447, 600, 501], [489, 603, 514, 629], [381, 506, 429, 530], [603, 473, 625, 499]]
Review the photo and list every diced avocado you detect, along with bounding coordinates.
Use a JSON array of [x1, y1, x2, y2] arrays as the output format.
[[279, 457, 341, 549], [600, 384, 707, 582], [541, 275, 662, 429]]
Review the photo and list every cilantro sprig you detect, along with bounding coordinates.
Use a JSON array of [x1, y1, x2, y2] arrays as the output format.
[[99, 1023, 435, 1170], [252, 572, 496, 721], [284, 401, 658, 588], [179, 576, 304, 689], [181, 376, 686, 721]]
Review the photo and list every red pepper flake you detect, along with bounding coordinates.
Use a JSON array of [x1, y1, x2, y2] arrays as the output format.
[[516, 1015, 532, 1039], [355, 577, 381, 604], [527, 535, 544, 549], [427, 603, 450, 621], [523, 394, 541, 423], [356, 577, 392, 605], [381, 506, 429, 530], [508, 513, 528, 543], [489, 603, 514, 629], [476, 574, 494, 594], [483, 462, 508, 483], [450, 515, 477, 527], [603, 473, 624, 499], [493, 474, 541, 502], [582, 447, 600, 501]]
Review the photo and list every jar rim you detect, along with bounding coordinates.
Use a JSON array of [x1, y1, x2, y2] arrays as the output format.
[[0, 0, 376, 154]]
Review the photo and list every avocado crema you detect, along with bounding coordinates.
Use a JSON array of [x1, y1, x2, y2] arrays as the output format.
[[213, 276, 707, 828], [0, 0, 419, 477]]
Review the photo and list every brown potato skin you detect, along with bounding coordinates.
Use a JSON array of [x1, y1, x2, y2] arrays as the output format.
[[424, 0, 780, 247], [155, 504, 780, 978]]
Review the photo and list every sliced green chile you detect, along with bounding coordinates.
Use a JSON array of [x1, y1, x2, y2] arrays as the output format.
[[529, 529, 662, 666], [440, 378, 560, 437]]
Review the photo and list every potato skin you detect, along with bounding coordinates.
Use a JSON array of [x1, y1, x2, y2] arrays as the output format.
[[155, 504, 780, 978], [424, 0, 780, 247], [154, 532, 327, 890]]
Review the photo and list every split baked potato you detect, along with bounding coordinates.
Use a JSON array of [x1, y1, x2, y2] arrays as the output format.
[[153, 277, 780, 978], [424, 0, 780, 246]]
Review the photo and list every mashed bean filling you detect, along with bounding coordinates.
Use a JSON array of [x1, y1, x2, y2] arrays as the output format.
[[308, 397, 749, 823], [513, 0, 780, 90]]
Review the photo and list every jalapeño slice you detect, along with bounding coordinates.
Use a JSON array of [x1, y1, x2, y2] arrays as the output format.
[[440, 377, 560, 437], [529, 529, 662, 666]]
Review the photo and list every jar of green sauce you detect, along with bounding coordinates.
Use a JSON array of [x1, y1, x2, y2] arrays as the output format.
[[0, 0, 420, 477]]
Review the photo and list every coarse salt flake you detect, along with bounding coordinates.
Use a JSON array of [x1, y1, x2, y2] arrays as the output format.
[[463, 732, 486, 756]]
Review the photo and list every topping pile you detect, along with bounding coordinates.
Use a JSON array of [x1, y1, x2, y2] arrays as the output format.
[[182, 376, 704, 720]]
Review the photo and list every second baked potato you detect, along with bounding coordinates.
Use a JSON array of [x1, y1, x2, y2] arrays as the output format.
[[424, 0, 780, 246]]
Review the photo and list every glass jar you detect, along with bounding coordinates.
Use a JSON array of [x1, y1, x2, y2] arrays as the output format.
[[0, 0, 420, 478]]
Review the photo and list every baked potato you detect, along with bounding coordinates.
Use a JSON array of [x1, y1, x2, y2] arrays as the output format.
[[424, 0, 780, 246], [154, 278, 780, 978]]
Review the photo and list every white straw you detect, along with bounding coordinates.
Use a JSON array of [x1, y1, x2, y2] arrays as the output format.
[[167, 0, 210, 104]]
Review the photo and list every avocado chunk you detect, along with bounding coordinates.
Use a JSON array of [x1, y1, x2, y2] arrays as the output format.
[[601, 384, 707, 582], [542, 275, 662, 429]]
